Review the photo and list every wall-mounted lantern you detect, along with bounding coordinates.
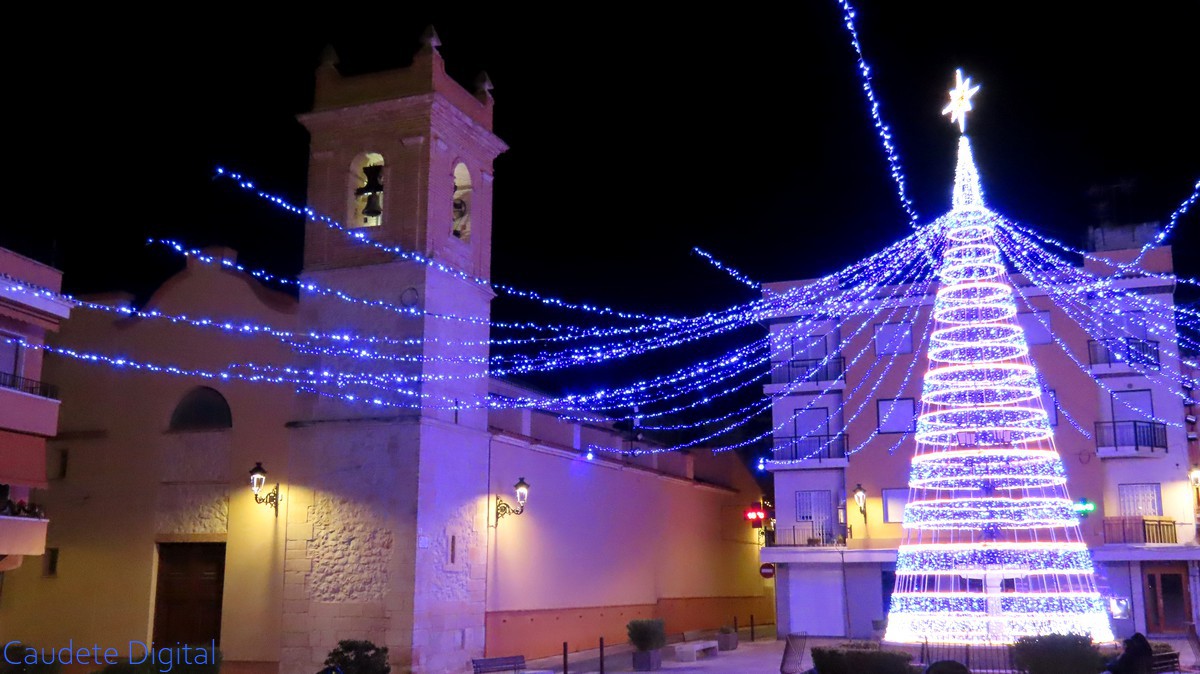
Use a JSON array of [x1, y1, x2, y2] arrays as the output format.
[[853, 484, 867, 521], [249, 462, 279, 517], [496, 477, 530, 524], [1189, 466, 1200, 489]]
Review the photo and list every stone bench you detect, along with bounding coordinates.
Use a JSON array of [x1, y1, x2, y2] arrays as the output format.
[[672, 638, 719, 662], [1150, 650, 1181, 673], [472, 655, 553, 673]]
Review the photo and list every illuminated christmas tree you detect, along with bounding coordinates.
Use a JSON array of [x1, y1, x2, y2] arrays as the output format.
[[883, 71, 1114, 644]]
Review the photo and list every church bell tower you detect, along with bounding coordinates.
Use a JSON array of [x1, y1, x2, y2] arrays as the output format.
[[281, 29, 507, 673]]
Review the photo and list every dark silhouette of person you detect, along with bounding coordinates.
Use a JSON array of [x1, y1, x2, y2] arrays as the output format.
[[1105, 632, 1153, 674]]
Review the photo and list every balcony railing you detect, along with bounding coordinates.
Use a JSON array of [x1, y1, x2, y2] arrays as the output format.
[[772, 434, 847, 462], [0, 371, 58, 400], [768, 521, 849, 547], [1103, 516, 1177, 544], [1095, 420, 1168, 452], [769, 357, 845, 385], [1088, 337, 1161, 369]]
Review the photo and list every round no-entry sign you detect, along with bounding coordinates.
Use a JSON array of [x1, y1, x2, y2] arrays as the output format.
[[760, 563, 776, 579]]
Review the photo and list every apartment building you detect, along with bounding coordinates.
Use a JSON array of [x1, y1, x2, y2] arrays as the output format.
[[0, 248, 71, 574], [760, 223, 1199, 640]]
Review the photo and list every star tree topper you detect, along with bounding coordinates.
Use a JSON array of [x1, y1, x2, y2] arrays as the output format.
[[942, 68, 981, 133]]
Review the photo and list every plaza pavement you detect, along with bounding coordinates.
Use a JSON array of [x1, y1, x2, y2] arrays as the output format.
[[524, 628, 1200, 673]]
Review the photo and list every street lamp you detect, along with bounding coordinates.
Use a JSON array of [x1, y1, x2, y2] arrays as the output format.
[[496, 477, 530, 524], [249, 462, 279, 516], [853, 484, 867, 521]]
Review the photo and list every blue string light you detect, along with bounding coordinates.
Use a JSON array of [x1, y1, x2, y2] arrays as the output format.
[[835, 0, 920, 228], [692, 247, 760, 290]]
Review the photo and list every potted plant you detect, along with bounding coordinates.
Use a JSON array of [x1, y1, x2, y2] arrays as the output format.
[[717, 625, 739, 651], [626, 619, 666, 671]]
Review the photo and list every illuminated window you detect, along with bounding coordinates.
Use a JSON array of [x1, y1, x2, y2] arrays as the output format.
[[877, 398, 915, 433], [874, 322, 912, 356], [452, 162, 472, 241], [1118, 483, 1162, 516], [882, 488, 908, 523], [1042, 389, 1058, 426], [1017, 311, 1052, 345], [796, 490, 834, 542]]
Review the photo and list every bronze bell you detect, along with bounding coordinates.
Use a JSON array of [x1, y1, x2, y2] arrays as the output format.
[[355, 164, 384, 196], [362, 193, 383, 218]]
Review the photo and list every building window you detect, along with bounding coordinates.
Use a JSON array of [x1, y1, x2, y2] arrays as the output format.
[[1042, 389, 1058, 426], [1017, 311, 1052, 345], [796, 490, 834, 542], [0, 334, 20, 378], [1097, 309, 1148, 340], [169, 387, 232, 431], [877, 398, 915, 433], [1118, 483, 1162, 517], [875, 322, 913, 356], [882, 488, 909, 523], [791, 334, 829, 360], [1111, 389, 1154, 422], [42, 548, 59, 577], [50, 447, 69, 481], [452, 162, 472, 241], [348, 152, 385, 229]]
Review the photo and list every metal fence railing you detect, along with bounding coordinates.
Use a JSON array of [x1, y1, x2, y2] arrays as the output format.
[[768, 521, 848, 547], [1103, 516, 1178, 544], [1088, 337, 1160, 369], [771, 435, 848, 462], [769, 357, 846, 385], [1094, 420, 1168, 452], [0, 371, 58, 399]]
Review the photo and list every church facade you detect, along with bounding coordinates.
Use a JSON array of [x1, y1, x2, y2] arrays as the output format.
[[0, 36, 770, 673]]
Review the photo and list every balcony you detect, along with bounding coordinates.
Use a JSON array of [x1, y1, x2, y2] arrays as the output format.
[[769, 357, 845, 385], [768, 521, 849, 547], [0, 371, 58, 399], [1088, 337, 1161, 369], [771, 434, 847, 463], [0, 515, 49, 555], [1103, 516, 1177, 544], [1095, 420, 1168, 456], [0, 379, 61, 437]]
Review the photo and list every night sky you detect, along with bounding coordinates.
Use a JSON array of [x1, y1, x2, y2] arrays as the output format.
[[4, 3, 1198, 453]]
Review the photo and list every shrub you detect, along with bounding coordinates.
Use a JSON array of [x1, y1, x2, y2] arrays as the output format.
[[323, 640, 390, 674], [626, 619, 667, 652], [1011, 634, 1104, 674], [810, 645, 912, 674], [1149, 641, 1176, 654]]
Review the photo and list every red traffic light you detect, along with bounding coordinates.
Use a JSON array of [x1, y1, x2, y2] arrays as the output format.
[[745, 502, 767, 527]]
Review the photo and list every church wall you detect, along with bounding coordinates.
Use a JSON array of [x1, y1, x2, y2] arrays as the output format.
[[483, 435, 770, 658], [1, 260, 298, 668]]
